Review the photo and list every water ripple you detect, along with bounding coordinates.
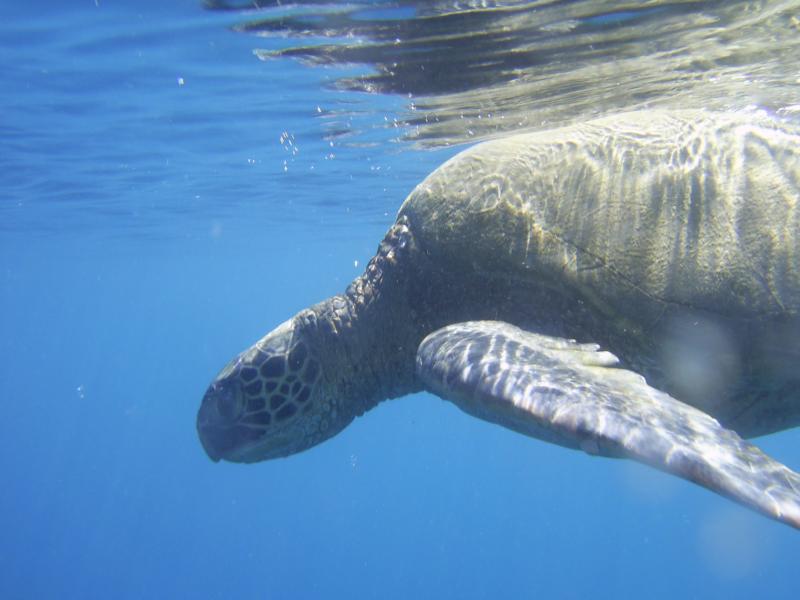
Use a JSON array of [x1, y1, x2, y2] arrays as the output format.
[[212, 0, 800, 146]]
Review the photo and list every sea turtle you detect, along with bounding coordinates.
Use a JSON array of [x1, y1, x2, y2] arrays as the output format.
[[197, 109, 800, 529]]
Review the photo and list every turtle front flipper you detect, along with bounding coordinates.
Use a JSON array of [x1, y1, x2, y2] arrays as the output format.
[[416, 320, 800, 529]]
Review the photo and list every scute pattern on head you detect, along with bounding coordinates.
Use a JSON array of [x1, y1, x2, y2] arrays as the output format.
[[242, 340, 320, 429]]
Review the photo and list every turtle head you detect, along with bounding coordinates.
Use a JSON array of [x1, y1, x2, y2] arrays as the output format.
[[197, 220, 420, 463], [197, 312, 335, 463]]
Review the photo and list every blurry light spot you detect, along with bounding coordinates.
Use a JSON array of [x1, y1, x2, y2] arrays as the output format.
[[660, 314, 740, 415], [697, 507, 773, 579]]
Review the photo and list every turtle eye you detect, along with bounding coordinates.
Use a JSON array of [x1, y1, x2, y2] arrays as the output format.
[[212, 379, 243, 421]]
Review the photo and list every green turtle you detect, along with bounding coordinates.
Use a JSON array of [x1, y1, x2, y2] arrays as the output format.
[[197, 109, 800, 529]]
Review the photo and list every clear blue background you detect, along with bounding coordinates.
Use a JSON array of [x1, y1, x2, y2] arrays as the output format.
[[2, 2, 798, 598]]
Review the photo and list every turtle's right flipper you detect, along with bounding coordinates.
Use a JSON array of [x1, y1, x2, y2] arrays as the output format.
[[416, 320, 800, 529]]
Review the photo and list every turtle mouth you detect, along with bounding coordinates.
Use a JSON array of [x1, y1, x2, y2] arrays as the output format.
[[196, 413, 293, 463], [197, 421, 266, 462]]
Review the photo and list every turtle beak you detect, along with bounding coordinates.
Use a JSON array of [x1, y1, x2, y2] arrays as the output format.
[[198, 433, 222, 462]]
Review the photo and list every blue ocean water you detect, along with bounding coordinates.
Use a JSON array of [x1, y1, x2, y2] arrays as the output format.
[[1, 1, 798, 599]]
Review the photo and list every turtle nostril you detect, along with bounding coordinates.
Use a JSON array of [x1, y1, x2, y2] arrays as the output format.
[[211, 380, 242, 422]]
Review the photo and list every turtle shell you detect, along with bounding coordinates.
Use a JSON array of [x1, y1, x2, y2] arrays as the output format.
[[398, 110, 800, 324]]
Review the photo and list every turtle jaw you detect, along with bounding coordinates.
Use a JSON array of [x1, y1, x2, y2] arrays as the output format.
[[196, 418, 292, 463]]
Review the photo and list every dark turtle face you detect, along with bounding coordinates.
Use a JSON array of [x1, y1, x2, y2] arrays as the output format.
[[197, 318, 324, 462]]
